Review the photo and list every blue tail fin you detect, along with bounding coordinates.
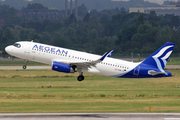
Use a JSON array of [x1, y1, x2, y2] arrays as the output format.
[[142, 42, 175, 70]]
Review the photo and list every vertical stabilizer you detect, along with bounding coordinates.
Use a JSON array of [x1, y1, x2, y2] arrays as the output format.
[[142, 42, 175, 70]]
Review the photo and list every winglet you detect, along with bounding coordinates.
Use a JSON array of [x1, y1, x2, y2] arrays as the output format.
[[100, 50, 113, 61], [90, 50, 113, 65], [100, 51, 109, 61], [107, 50, 114, 57]]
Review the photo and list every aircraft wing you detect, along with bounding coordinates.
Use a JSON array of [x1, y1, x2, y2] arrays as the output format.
[[52, 50, 113, 68]]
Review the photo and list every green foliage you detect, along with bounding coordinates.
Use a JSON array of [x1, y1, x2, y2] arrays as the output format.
[[1, 3, 180, 56], [24, 3, 48, 10], [0, 5, 21, 25], [136, 13, 144, 25], [77, 4, 88, 17], [0, 0, 162, 11], [171, 16, 179, 27], [3, 27, 14, 44], [116, 13, 180, 54], [68, 14, 77, 24], [83, 13, 90, 22]]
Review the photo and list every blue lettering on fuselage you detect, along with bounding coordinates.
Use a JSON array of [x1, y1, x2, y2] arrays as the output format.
[[32, 44, 68, 55], [56, 49, 61, 53], [45, 47, 50, 51], [62, 50, 68, 55], [39, 45, 44, 50], [32, 45, 38, 49], [51, 48, 55, 52]]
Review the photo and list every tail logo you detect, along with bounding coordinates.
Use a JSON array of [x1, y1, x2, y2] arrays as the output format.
[[152, 45, 174, 73]]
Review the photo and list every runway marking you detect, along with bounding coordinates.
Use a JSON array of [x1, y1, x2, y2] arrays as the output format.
[[165, 118, 180, 120]]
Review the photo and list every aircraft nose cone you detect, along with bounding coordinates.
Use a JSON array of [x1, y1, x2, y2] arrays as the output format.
[[5, 46, 12, 54]]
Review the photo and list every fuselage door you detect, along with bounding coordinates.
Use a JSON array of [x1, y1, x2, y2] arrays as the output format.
[[24, 43, 30, 59]]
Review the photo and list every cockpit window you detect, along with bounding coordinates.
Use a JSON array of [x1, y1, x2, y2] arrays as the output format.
[[14, 43, 21, 48]]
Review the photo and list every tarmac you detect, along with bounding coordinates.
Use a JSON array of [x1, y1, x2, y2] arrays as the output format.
[[0, 113, 180, 120], [0, 66, 51, 69]]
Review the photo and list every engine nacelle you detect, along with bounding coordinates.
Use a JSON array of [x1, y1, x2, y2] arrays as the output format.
[[52, 61, 75, 73]]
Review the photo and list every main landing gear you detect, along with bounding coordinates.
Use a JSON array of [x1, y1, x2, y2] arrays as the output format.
[[23, 60, 28, 69], [77, 69, 84, 82], [77, 75, 84, 82]]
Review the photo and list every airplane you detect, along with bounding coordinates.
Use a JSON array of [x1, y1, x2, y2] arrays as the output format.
[[5, 41, 175, 81]]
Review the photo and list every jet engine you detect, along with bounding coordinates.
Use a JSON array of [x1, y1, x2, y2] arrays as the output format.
[[52, 61, 75, 73]]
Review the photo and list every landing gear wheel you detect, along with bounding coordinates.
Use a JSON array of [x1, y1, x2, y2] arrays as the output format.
[[23, 60, 29, 69], [77, 75, 84, 82], [23, 65, 27, 69]]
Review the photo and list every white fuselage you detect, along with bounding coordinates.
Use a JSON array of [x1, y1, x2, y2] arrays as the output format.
[[5, 41, 140, 77]]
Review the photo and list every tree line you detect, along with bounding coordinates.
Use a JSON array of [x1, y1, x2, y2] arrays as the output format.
[[0, 0, 161, 10], [0, 3, 180, 57]]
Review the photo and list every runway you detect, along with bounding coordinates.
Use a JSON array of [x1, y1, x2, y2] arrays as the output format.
[[0, 66, 51, 69], [0, 65, 180, 69], [0, 113, 180, 120]]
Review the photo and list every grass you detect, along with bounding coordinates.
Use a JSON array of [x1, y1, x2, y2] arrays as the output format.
[[0, 69, 180, 113], [167, 57, 180, 65]]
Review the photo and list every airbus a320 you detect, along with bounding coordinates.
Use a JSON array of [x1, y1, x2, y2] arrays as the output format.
[[5, 41, 175, 81]]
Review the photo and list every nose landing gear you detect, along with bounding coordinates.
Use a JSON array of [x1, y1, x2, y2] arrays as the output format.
[[23, 60, 28, 69]]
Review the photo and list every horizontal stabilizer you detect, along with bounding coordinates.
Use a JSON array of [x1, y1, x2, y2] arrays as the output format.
[[148, 70, 166, 76]]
